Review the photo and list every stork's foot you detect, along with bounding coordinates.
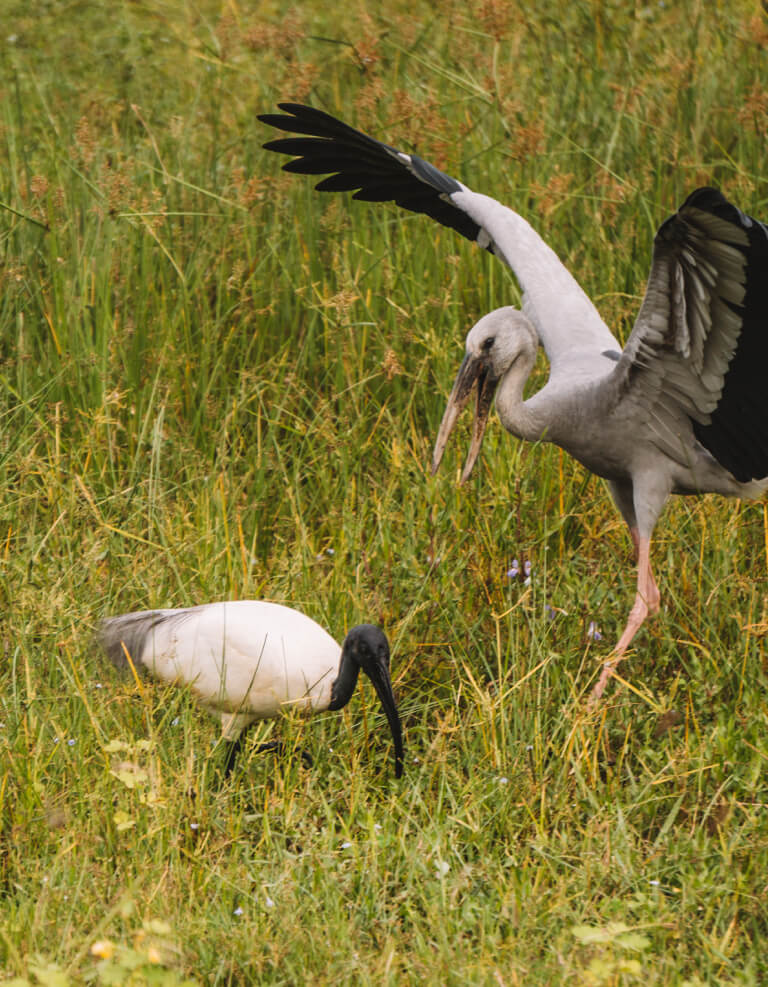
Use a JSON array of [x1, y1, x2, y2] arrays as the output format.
[[590, 657, 624, 703], [590, 592, 652, 703], [590, 533, 661, 703]]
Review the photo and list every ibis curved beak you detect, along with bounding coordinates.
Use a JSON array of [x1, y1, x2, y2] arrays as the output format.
[[431, 354, 499, 483], [364, 663, 404, 779]]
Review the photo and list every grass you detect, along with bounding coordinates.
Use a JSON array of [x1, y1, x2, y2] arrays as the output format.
[[2, 0, 768, 982]]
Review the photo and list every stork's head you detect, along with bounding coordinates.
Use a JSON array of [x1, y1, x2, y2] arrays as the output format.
[[431, 307, 537, 482]]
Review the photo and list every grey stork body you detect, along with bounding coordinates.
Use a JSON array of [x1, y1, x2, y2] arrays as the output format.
[[258, 103, 768, 698]]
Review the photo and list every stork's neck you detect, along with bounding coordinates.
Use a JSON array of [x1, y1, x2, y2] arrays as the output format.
[[451, 191, 615, 354], [328, 652, 360, 711], [495, 348, 548, 443]]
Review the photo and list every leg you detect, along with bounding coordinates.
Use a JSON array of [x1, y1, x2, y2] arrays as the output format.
[[608, 479, 639, 560], [221, 735, 313, 778], [592, 479, 669, 700], [221, 733, 246, 777], [252, 741, 314, 769], [592, 534, 660, 700]]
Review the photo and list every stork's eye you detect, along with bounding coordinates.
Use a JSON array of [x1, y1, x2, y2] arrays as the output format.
[[482, 336, 495, 351]]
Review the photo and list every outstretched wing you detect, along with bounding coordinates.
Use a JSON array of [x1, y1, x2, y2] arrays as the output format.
[[612, 188, 768, 482], [259, 102, 490, 245], [259, 103, 617, 367]]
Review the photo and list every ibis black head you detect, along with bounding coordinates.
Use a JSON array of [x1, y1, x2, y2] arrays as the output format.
[[329, 624, 404, 778]]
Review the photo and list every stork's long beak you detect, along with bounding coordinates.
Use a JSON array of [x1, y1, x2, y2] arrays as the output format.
[[364, 663, 404, 779], [431, 354, 499, 483]]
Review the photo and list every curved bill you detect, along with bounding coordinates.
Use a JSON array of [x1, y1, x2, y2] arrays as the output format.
[[363, 664, 405, 779], [431, 354, 499, 483]]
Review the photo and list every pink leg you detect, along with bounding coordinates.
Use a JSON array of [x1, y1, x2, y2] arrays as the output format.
[[592, 536, 660, 701]]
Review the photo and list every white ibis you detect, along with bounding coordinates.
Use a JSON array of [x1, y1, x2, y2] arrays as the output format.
[[259, 103, 768, 698], [99, 600, 404, 776]]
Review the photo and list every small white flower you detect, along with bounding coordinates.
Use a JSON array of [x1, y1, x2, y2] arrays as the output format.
[[498, 776, 509, 785], [53, 737, 60, 744], [233, 906, 244, 916], [265, 896, 275, 908], [649, 879, 660, 886], [190, 822, 199, 830], [526, 744, 533, 751], [326, 548, 335, 556], [67, 739, 76, 747], [94, 683, 103, 689], [340, 841, 352, 849], [412, 756, 420, 763], [374, 823, 382, 831], [434, 860, 450, 877], [171, 717, 180, 726]]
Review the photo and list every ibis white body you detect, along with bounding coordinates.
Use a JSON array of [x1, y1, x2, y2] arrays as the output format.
[[99, 601, 404, 775], [103, 601, 339, 738]]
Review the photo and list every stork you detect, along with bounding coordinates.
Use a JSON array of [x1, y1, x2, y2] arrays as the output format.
[[99, 600, 404, 777], [258, 103, 768, 699]]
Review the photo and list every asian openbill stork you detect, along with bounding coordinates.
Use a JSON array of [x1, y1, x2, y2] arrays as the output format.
[[258, 103, 768, 699], [99, 600, 404, 776]]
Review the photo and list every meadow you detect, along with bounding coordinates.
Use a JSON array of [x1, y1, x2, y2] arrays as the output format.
[[1, 0, 768, 983]]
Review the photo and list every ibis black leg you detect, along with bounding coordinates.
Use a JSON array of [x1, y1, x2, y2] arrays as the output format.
[[221, 734, 247, 778], [254, 741, 314, 768], [221, 735, 313, 778]]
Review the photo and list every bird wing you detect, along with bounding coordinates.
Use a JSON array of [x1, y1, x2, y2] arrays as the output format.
[[260, 102, 487, 241], [99, 608, 189, 670], [608, 187, 768, 481], [258, 103, 619, 372]]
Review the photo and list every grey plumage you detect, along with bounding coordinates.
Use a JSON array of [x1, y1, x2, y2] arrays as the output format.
[[99, 608, 194, 671], [259, 105, 768, 698]]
